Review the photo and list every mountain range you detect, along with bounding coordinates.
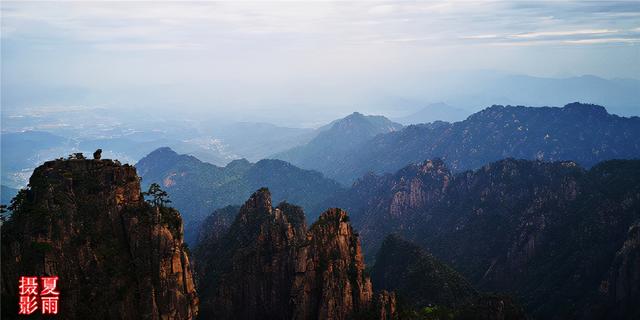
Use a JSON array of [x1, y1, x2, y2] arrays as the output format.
[[2, 100, 640, 319], [274, 102, 640, 185], [5, 158, 524, 319], [328, 157, 640, 319], [272, 112, 403, 181], [464, 74, 640, 117], [193, 188, 524, 320], [135, 147, 344, 244]]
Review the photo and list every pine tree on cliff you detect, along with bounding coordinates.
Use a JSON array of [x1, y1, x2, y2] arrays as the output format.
[[143, 183, 172, 207]]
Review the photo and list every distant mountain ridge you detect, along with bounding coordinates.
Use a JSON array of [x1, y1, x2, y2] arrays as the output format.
[[272, 112, 403, 181], [135, 147, 344, 244], [282, 102, 640, 185], [478, 74, 640, 117]]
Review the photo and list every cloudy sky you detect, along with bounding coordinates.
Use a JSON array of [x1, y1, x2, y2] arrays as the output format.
[[1, 1, 639, 120]]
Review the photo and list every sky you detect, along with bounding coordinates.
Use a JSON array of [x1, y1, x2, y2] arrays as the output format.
[[1, 1, 639, 122]]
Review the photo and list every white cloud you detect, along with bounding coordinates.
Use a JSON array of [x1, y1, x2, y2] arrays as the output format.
[[510, 29, 618, 39], [2, 0, 639, 109], [564, 38, 640, 44]]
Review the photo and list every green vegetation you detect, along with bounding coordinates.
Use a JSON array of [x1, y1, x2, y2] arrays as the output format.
[[372, 235, 478, 310], [135, 147, 344, 231], [143, 183, 172, 207], [399, 305, 455, 320]]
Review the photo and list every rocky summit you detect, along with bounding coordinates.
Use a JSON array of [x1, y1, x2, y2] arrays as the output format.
[[194, 188, 396, 320], [1, 158, 198, 319], [331, 158, 640, 319]]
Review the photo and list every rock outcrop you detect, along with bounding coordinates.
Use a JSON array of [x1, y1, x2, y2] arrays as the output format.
[[596, 221, 640, 319], [196, 188, 307, 319], [1, 158, 198, 319], [291, 208, 373, 320], [195, 188, 395, 319], [330, 158, 640, 319]]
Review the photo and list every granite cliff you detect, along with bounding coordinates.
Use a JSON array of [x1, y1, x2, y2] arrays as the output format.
[[1, 158, 198, 319], [330, 158, 640, 319], [194, 188, 396, 320]]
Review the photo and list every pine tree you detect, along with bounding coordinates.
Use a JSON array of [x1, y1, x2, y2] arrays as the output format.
[[142, 183, 172, 207]]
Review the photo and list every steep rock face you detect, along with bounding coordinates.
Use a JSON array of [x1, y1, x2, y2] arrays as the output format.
[[195, 189, 395, 319], [291, 208, 373, 320], [331, 158, 640, 319], [596, 221, 640, 319], [1, 158, 198, 319], [348, 159, 452, 255], [196, 189, 307, 319], [373, 291, 398, 320]]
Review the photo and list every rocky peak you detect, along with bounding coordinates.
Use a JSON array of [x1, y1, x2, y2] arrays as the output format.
[[195, 189, 396, 319], [313, 207, 351, 227], [292, 207, 375, 319], [1, 157, 198, 319], [195, 189, 307, 319], [136, 146, 206, 178], [563, 102, 608, 116], [416, 158, 450, 178], [598, 221, 640, 318], [327, 112, 402, 136], [241, 187, 272, 213], [346, 111, 366, 120], [143, 146, 181, 163], [225, 157, 252, 170], [388, 159, 452, 217]]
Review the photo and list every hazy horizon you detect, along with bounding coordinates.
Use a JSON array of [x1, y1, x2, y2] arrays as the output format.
[[2, 1, 639, 125]]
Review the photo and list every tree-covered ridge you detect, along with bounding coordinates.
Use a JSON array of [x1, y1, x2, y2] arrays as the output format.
[[278, 103, 640, 184], [372, 235, 527, 320], [135, 147, 344, 244], [372, 235, 478, 309]]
